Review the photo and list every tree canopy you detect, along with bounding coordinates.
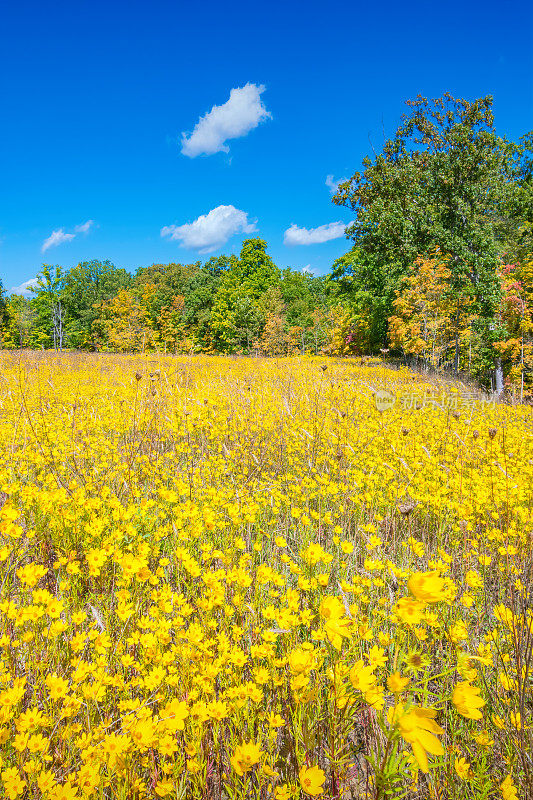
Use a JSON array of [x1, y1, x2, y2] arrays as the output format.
[[331, 93, 533, 389]]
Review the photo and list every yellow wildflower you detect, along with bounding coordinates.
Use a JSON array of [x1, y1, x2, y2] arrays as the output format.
[[452, 682, 485, 720], [408, 571, 446, 603], [231, 741, 262, 776], [389, 704, 444, 773], [299, 765, 326, 796]]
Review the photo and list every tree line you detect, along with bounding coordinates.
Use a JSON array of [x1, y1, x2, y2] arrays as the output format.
[[0, 94, 532, 396], [0, 243, 343, 357]]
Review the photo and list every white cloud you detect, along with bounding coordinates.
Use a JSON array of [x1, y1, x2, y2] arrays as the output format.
[[41, 229, 75, 253], [181, 83, 271, 158], [325, 174, 347, 194], [301, 264, 318, 275], [161, 205, 257, 253], [11, 278, 39, 297], [41, 228, 76, 253], [284, 221, 347, 246], [41, 220, 94, 252], [74, 219, 94, 234]]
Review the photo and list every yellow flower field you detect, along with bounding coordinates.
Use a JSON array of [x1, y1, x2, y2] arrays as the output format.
[[0, 352, 531, 799]]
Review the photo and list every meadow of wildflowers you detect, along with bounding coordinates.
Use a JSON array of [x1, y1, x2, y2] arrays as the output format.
[[0, 352, 531, 800]]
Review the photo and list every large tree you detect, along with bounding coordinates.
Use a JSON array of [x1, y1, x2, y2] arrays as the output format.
[[31, 265, 67, 350], [2, 294, 37, 348], [62, 260, 132, 348], [333, 93, 523, 383], [210, 239, 280, 352]]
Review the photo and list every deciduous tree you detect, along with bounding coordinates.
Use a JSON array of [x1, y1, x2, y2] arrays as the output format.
[[333, 93, 522, 383]]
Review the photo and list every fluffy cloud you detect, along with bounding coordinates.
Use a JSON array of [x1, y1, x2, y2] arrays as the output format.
[[161, 205, 257, 253], [41, 220, 94, 252], [325, 174, 348, 194], [74, 219, 94, 234], [41, 229, 75, 253], [284, 221, 347, 246], [181, 83, 271, 158], [11, 277, 39, 297]]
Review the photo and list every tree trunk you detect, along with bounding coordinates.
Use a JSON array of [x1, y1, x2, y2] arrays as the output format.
[[454, 330, 460, 375], [493, 358, 504, 398]]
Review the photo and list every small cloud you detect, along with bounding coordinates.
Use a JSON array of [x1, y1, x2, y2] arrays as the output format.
[[11, 277, 39, 297], [325, 174, 347, 194], [284, 221, 347, 246], [41, 229, 75, 253], [74, 219, 94, 234], [181, 83, 271, 158], [301, 264, 318, 275], [41, 220, 94, 252], [161, 204, 257, 253]]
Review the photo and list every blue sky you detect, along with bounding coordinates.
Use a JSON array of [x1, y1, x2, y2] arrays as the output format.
[[1, 0, 532, 294]]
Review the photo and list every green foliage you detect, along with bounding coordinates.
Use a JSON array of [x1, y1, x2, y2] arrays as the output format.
[[210, 239, 280, 352], [62, 260, 132, 348], [329, 248, 389, 351], [1, 294, 36, 348], [31, 265, 67, 350], [133, 259, 225, 351], [279, 268, 328, 330], [1, 240, 336, 357], [333, 92, 533, 385]]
